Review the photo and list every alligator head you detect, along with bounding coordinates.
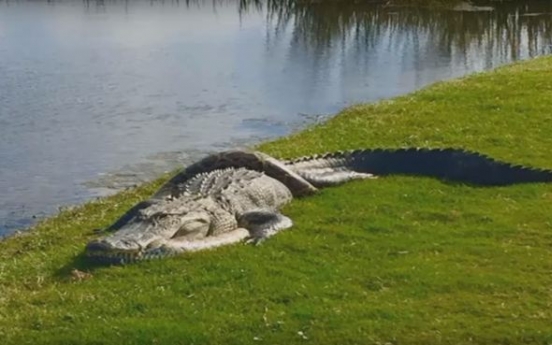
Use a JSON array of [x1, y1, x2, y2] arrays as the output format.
[[86, 202, 213, 264]]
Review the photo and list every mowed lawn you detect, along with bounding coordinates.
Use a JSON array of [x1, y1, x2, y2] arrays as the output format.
[[1, 57, 552, 344]]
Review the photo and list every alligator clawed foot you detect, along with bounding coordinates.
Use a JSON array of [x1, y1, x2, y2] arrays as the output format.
[[245, 236, 266, 246]]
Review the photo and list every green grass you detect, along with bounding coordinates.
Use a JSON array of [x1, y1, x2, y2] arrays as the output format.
[[2, 56, 552, 344]]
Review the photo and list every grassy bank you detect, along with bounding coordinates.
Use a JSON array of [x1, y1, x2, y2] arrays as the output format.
[[2, 56, 552, 344]]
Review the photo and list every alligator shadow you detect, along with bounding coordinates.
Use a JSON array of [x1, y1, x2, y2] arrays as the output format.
[[54, 252, 123, 281]]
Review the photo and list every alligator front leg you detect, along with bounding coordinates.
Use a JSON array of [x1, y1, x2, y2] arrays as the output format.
[[156, 228, 252, 255], [238, 210, 293, 244]]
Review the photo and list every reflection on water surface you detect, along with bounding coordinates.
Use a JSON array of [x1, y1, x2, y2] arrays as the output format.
[[0, 0, 551, 236]]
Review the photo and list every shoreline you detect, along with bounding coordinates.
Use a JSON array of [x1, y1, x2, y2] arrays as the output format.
[[2, 56, 552, 344]]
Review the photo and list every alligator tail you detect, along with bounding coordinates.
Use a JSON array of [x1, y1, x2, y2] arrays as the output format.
[[285, 148, 552, 187]]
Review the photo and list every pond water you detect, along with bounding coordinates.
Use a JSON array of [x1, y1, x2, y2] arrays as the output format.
[[1, 0, 551, 236]]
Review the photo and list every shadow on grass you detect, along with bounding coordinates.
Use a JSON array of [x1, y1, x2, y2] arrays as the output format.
[[55, 252, 122, 281]]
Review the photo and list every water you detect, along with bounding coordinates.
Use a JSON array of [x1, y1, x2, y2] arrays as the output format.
[[1, 0, 551, 236]]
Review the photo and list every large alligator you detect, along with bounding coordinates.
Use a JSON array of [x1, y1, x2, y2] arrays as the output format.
[[85, 148, 552, 264]]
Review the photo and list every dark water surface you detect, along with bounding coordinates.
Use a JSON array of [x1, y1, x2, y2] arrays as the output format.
[[1, 0, 551, 236]]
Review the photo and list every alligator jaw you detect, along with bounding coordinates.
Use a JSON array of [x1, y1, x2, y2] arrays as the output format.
[[85, 219, 182, 264], [85, 230, 252, 265], [85, 240, 144, 264], [85, 237, 182, 264]]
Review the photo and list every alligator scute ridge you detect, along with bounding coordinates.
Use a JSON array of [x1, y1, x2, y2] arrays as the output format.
[[85, 147, 552, 264]]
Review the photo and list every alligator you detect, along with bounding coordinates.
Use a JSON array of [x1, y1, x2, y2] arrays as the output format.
[[85, 148, 552, 264]]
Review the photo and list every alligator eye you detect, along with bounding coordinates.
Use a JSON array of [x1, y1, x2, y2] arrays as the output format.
[[153, 212, 169, 219], [150, 213, 172, 224]]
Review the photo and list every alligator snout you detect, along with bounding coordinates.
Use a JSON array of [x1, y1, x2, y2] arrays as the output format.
[[85, 239, 144, 264]]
